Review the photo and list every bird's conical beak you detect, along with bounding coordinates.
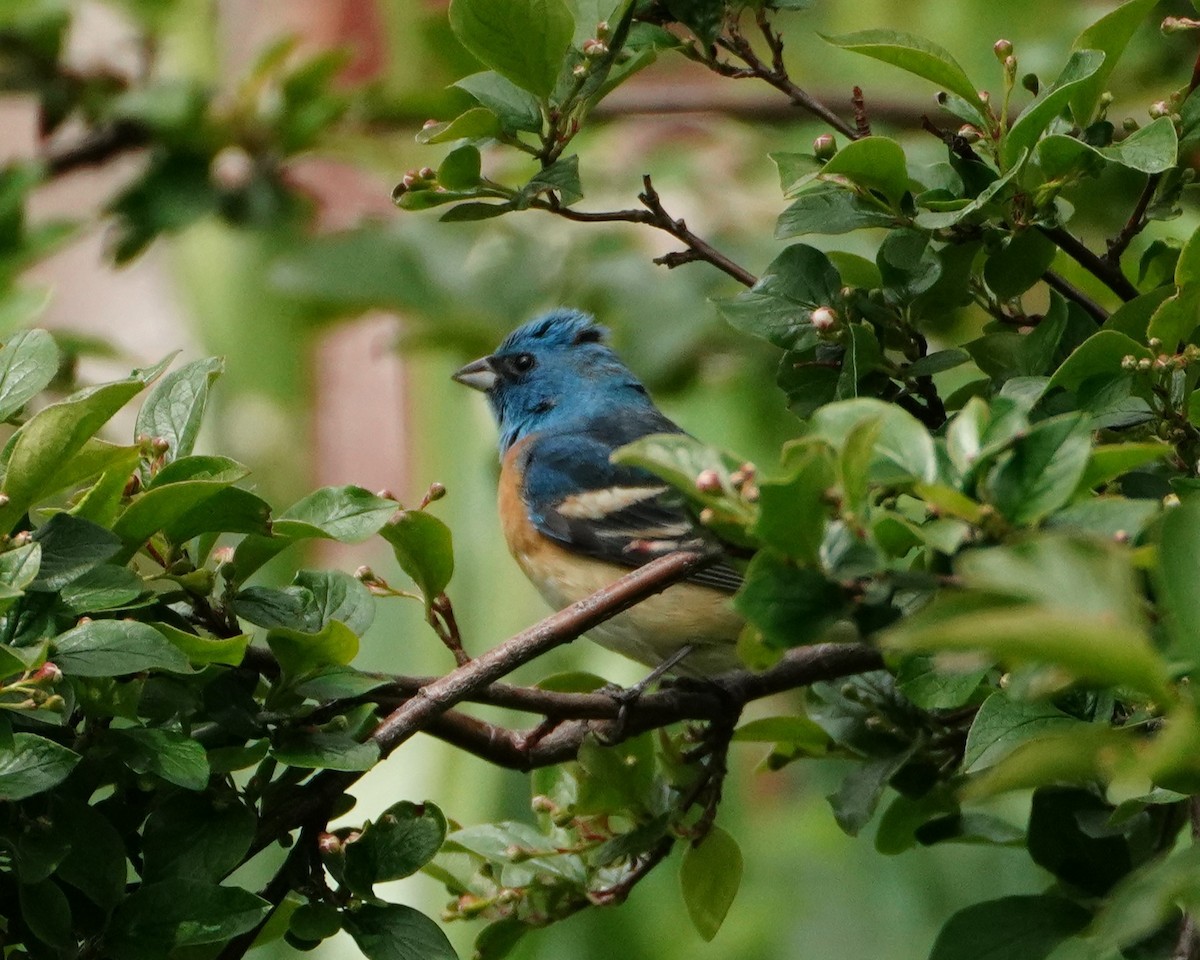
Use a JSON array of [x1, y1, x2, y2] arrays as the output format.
[[452, 356, 498, 392]]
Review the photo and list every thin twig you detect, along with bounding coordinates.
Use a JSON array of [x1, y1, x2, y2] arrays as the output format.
[[1042, 270, 1109, 325], [1105, 174, 1160, 267], [532, 174, 758, 287], [712, 16, 858, 140], [43, 120, 150, 176], [852, 86, 871, 138]]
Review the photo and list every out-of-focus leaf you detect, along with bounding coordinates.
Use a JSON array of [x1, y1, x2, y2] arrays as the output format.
[[679, 826, 743, 942]]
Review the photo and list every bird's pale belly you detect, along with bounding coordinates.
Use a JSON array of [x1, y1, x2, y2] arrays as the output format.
[[498, 446, 742, 675]]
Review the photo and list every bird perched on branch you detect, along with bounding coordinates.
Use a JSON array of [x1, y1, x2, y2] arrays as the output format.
[[452, 309, 743, 676]]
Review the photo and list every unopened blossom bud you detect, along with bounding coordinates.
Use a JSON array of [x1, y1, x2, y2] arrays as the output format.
[[1165, 493, 1182, 508], [695, 469, 722, 493], [813, 134, 837, 160], [210, 146, 255, 191], [531, 795, 556, 814], [1123, 117, 1140, 132], [418, 166, 436, 180], [993, 39, 1013, 61], [596, 20, 610, 37], [1099, 91, 1114, 107], [150, 437, 170, 456], [0, 494, 9, 508], [422, 119, 439, 130], [573, 63, 588, 77], [957, 125, 983, 143], [317, 833, 343, 856], [1162, 16, 1200, 33], [426, 482, 447, 502], [354, 565, 377, 583], [1150, 101, 1170, 119], [1120, 355, 1136, 370], [581, 38, 608, 58], [698, 507, 716, 525], [811, 306, 838, 331], [31, 662, 62, 685], [1003, 55, 1017, 76]]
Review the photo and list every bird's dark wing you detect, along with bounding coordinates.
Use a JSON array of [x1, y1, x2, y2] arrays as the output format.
[[521, 428, 743, 595]]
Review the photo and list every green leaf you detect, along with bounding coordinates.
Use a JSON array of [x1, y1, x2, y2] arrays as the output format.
[[154, 622, 249, 666], [1039, 117, 1178, 178], [344, 903, 458, 960], [142, 794, 256, 883], [894, 656, 989, 710], [60, 564, 146, 613], [134, 356, 223, 464], [1079, 442, 1169, 490], [523, 155, 583, 205], [1046, 330, 1150, 393], [344, 801, 448, 894], [272, 729, 380, 771], [164, 486, 273, 542], [54, 619, 191, 676], [20, 876, 73, 949], [438, 145, 482, 190], [416, 107, 502, 145], [885, 606, 1171, 702], [1088, 845, 1200, 952], [52, 799, 126, 909], [715, 244, 841, 350], [984, 229, 1057, 300], [106, 879, 270, 960], [679, 826, 743, 942], [819, 136, 910, 203], [807, 398, 938, 485], [111, 727, 210, 790], [0, 373, 148, 533], [1028, 787, 1133, 895], [828, 747, 917, 836], [822, 30, 984, 122], [448, 0, 573, 97], [985, 413, 1092, 525], [0, 329, 59, 422], [1155, 499, 1200, 667], [963, 693, 1084, 772], [914, 161, 1023, 230], [273, 485, 397, 541], [267, 619, 360, 676], [29, 512, 120, 591], [454, 71, 542, 133], [928, 895, 1090, 960], [1069, 0, 1160, 126], [752, 444, 834, 563], [1146, 288, 1200, 350], [733, 551, 845, 648], [776, 185, 898, 238], [1002, 50, 1104, 168], [0, 733, 79, 801], [380, 511, 455, 602]]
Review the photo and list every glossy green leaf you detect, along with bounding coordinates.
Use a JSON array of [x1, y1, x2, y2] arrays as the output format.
[[715, 244, 841, 350], [438, 145, 482, 190], [29, 512, 119, 591], [1088, 845, 1200, 951], [985, 413, 1092, 525], [962, 694, 1084, 772], [819, 136, 910, 203], [807, 398, 938, 485], [267, 619, 359, 676], [0, 374, 148, 533], [54, 619, 190, 677], [775, 185, 899, 237], [524, 155, 583, 205], [273, 485, 397, 542], [822, 30, 984, 122], [752, 444, 834, 563], [343, 903, 459, 960], [733, 551, 846, 648], [454, 71, 542, 132], [1068, 0, 1160, 125], [928, 895, 1090, 960], [1079, 442, 1170, 490], [134, 356, 223, 464], [111, 727, 210, 790], [984, 229, 1056, 300], [0, 733, 79, 801], [0, 329, 59, 422], [344, 800, 448, 893], [416, 107, 502, 145], [679, 826, 743, 942], [1155, 498, 1200, 666], [271, 729, 380, 771], [894, 656, 989, 710], [381, 511, 455, 602], [142, 794, 256, 883], [448, 0, 572, 97], [1046, 331, 1150, 393], [1002, 50, 1104, 168], [1145, 288, 1200, 349], [106, 879, 270, 960], [153, 622, 249, 666]]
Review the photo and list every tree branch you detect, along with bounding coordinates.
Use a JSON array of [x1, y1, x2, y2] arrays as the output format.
[[1039, 226, 1139, 302], [248, 550, 716, 855], [534, 174, 757, 287], [1042, 270, 1109, 325], [43, 120, 150, 176], [1104, 173, 1160, 267]]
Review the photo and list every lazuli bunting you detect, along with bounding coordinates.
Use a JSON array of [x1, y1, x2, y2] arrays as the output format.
[[452, 309, 743, 676]]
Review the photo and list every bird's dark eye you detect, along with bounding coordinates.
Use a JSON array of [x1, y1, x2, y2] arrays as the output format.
[[511, 353, 536, 374]]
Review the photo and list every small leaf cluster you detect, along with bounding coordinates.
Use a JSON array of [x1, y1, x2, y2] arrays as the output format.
[[0, 331, 459, 959]]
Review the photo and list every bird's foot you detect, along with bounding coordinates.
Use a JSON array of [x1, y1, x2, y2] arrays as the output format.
[[595, 645, 697, 745]]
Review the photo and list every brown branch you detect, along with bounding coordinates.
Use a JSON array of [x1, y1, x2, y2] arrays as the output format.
[[414, 642, 883, 771], [1104, 174, 1160, 267], [707, 12, 858, 140], [852, 86, 871, 138], [1042, 270, 1109, 325], [43, 120, 150, 176], [248, 550, 716, 856], [533, 174, 758, 287], [1039, 226, 1138, 302]]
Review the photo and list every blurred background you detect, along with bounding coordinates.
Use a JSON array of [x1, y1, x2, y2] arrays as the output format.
[[3, 0, 1197, 956]]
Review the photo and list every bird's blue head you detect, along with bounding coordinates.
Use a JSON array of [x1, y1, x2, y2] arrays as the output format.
[[453, 309, 652, 453]]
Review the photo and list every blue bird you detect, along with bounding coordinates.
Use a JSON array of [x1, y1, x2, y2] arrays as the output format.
[[452, 309, 743, 676]]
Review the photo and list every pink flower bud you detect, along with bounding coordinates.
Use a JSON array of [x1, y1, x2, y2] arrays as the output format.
[[695, 469, 722, 493], [811, 306, 838, 331]]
